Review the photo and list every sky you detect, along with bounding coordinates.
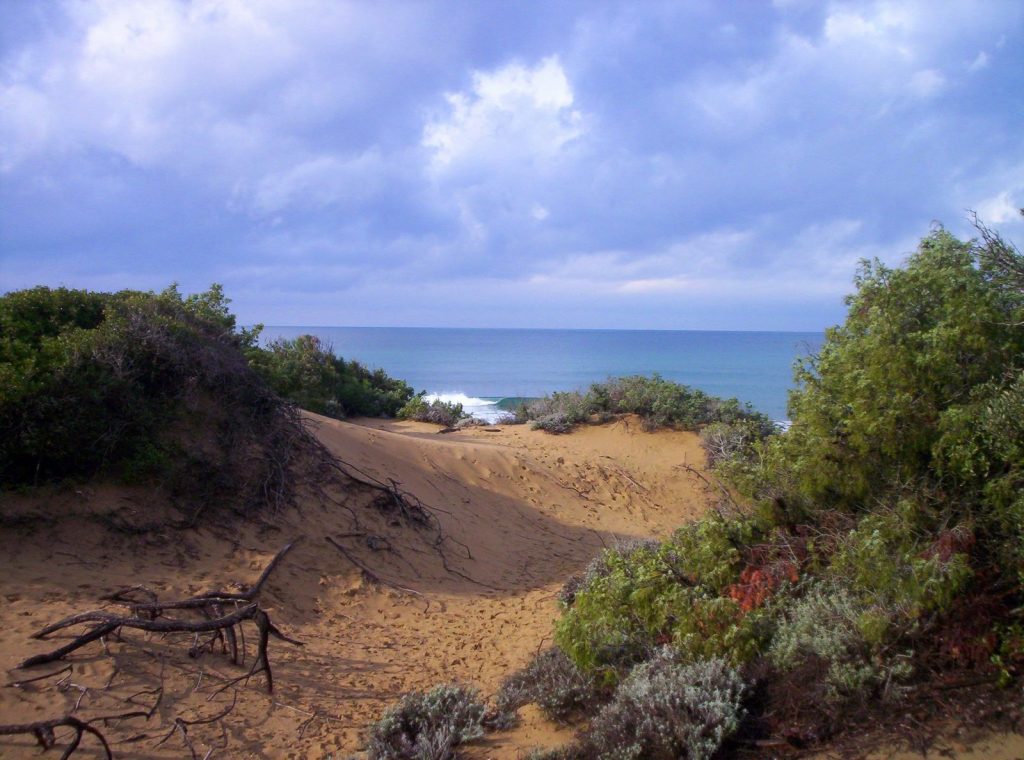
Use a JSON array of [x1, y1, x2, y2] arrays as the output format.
[[1, 1, 1022, 331]]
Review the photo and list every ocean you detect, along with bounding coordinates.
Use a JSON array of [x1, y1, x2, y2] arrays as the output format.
[[261, 327, 824, 423]]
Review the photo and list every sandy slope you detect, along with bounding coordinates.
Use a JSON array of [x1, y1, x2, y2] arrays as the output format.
[[0, 415, 710, 758], [4, 416, 1020, 759]]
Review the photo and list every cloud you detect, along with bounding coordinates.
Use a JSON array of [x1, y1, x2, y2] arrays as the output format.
[[968, 50, 990, 72], [422, 56, 583, 173], [976, 190, 1022, 225], [1, 1, 1022, 331]]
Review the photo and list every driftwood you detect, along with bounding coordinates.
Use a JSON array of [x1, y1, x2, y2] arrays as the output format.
[[0, 713, 141, 760], [18, 544, 302, 693]]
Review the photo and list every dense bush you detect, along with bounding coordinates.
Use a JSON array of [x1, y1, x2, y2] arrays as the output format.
[[558, 539, 660, 607], [556, 517, 769, 681], [768, 584, 912, 702], [0, 284, 278, 493], [521, 375, 774, 434], [250, 334, 415, 418], [777, 228, 1024, 517], [542, 220, 1024, 750], [397, 396, 466, 427], [365, 683, 485, 760], [581, 651, 746, 760], [0, 283, 424, 505]]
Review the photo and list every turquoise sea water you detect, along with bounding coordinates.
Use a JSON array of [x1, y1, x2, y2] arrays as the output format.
[[262, 327, 824, 423]]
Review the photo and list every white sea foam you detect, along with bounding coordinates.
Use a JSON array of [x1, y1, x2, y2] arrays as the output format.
[[425, 392, 504, 423]]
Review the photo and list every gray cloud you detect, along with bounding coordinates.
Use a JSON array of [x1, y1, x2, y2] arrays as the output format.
[[1, 0, 1022, 329]]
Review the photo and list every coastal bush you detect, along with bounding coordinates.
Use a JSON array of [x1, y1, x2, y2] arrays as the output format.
[[534, 220, 1024, 751], [2, 286, 256, 482], [0, 283, 352, 518], [555, 516, 768, 681], [768, 584, 912, 702], [699, 419, 768, 469], [580, 651, 746, 760], [366, 683, 485, 760], [776, 228, 1024, 518], [494, 647, 600, 725], [828, 509, 974, 636], [525, 391, 594, 432], [249, 334, 415, 418], [398, 396, 465, 427], [521, 375, 773, 434], [558, 539, 661, 607]]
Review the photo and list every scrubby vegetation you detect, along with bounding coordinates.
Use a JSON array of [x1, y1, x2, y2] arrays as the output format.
[[519, 375, 775, 434], [0, 283, 418, 513], [0, 284, 300, 511], [544, 220, 1024, 749], [580, 652, 746, 760], [397, 396, 466, 427], [365, 218, 1024, 756], [365, 683, 485, 760], [494, 647, 600, 725], [250, 334, 415, 418]]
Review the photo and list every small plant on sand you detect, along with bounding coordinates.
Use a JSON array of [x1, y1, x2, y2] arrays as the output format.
[[494, 647, 600, 726], [581, 650, 746, 760], [366, 683, 485, 760], [398, 396, 466, 427], [525, 391, 595, 432]]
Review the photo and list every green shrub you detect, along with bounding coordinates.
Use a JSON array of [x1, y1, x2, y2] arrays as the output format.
[[556, 517, 767, 681], [0, 284, 335, 517], [776, 228, 1024, 522], [494, 647, 599, 725], [581, 650, 746, 760], [250, 334, 415, 418], [397, 396, 465, 427], [827, 510, 973, 639], [366, 683, 485, 760], [559, 539, 661, 607], [587, 375, 774, 433], [519, 375, 773, 434], [525, 391, 594, 432], [2, 285, 261, 484]]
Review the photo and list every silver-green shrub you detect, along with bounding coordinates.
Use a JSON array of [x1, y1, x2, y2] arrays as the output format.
[[366, 683, 485, 760], [583, 650, 746, 760], [768, 583, 912, 702], [494, 647, 598, 726]]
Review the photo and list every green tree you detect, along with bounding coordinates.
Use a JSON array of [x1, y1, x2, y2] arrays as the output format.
[[778, 227, 1024, 510]]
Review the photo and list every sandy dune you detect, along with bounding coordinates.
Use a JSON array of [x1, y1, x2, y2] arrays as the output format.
[[0, 415, 711, 758]]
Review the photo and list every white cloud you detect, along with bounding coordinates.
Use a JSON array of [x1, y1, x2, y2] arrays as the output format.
[[976, 190, 1021, 225], [422, 56, 583, 172], [968, 50, 990, 71]]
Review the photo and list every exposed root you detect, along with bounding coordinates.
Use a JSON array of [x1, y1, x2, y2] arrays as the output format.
[[17, 544, 302, 694]]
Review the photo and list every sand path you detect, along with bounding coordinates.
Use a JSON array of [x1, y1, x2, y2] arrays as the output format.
[[0, 415, 710, 758]]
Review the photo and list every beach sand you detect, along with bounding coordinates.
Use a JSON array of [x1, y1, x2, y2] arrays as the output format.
[[1, 415, 1020, 758], [0, 414, 709, 758]]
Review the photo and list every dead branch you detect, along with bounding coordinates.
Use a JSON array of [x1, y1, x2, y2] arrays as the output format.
[[6, 664, 73, 688], [325, 536, 424, 598], [157, 690, 238, 759], [0, 711, 149, 760], [18, 545, 302, 694]]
